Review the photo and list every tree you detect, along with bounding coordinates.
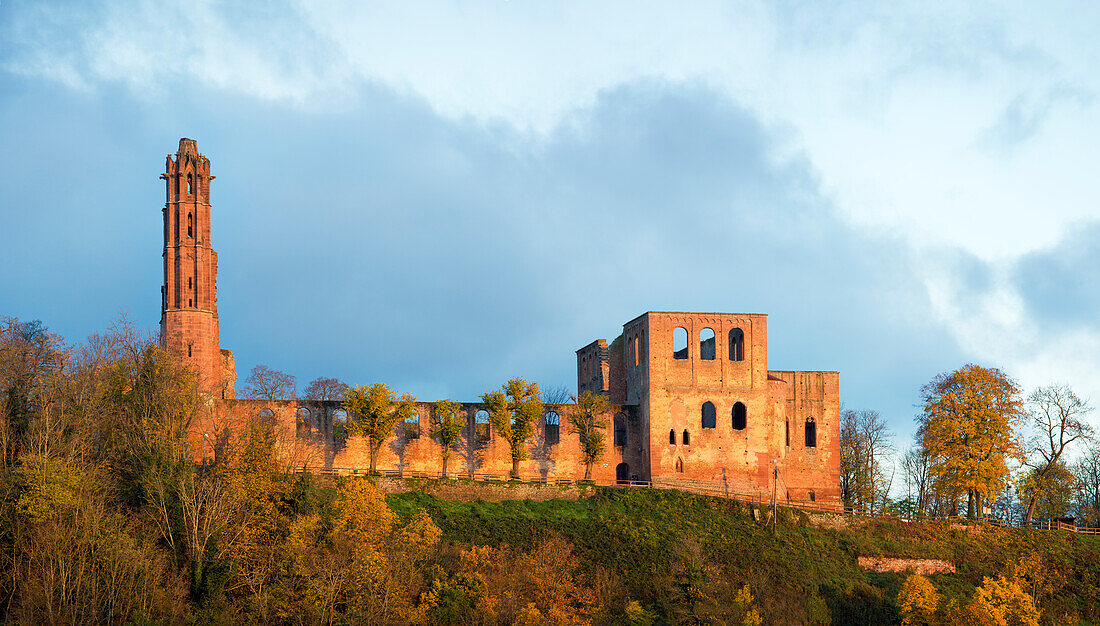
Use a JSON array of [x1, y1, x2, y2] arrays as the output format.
[[897, 574, 939, 626], [481, 378, 543, 478], [243, 365, 296, 402], [1074, 442, 1100, 526], [1017, 461, 1076, 521], [432, 399, 463, 476], [918, 364, 1027, 519], [302, 376, 349, 402], [900, 446, 933, 517], [840, 409, 893, 512], [567, 391, 610, 480], [342, 383, 415, 473], [1021, 384, 1094, 522], [0, 317, 64, 465]]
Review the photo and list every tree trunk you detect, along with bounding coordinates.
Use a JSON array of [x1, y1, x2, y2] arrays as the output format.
[[1025, 496, 1038, 523], [967, 489, 975, 520], [441, 454, 449, 477], [584, 462, 592, 481], [511, 456, 520, 478], [369, 442, 378, 474]]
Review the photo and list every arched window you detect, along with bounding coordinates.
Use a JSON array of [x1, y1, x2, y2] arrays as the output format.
[[296, 407, 312, 422], [187, 173, 193, 195], [258, 408, 276, 426], [545, 411, 560, 445], [701, 401, 716, 429], [732, 402, 747, 430], [614, 413, 627, 446], [675, 457, 684, 473], [474, 409, 491, 442], [682, 429, 690, 446], [728, 328, 745, 362], [187, 212, 193, 238], [404, 410, 419, 439], [333, 409, 348, 423], [700, 328, 716, 360], [673, 327, 689, 360], [805, 417, 817, 448], [669, 429, 676, 445], [616, 462, 630, 484]]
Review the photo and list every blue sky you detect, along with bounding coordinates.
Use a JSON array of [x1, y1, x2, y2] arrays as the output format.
[[2, 1, 1099, 450]]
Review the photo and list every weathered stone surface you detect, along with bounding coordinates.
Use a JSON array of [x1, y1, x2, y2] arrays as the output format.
[[857, 557, 956, 574]]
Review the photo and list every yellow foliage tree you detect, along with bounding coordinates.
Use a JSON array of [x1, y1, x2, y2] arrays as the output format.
[[897, 574, 939, 626], [918, 364, 1026, 518], [967, 576, 1040, 626]]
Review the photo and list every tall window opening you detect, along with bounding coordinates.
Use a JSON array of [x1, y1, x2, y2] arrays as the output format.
[[545, 411, 560, 445], [404, 411, 420, 440], [188, 277, 192, 289], [808, 491, 816, 502], [187, 213, 193, 238], [682, 429, 690, 446], [805, 417, 817, 448], [188, 298, 193, 307], [474, 409, 491, 443], [673, 327, 689, 359], [785, 421, 789, 447], [700, 328, 716, 360], [187, 173, 193, 195], [188, 343, 192, 358], [732, 402, 747, 430], [632, 336, 640, 366], [729, 328, 745, 361], [669, 429, 676, 445], [701, 401, 716, 429], [614, 413, 627, 447], [675, 457, 684, 473]]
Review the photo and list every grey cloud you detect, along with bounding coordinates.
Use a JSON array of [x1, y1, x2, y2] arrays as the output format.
[[1013, 221, 1100, 327]]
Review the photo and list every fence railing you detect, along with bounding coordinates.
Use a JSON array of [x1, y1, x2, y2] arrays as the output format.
[[293, 465, 1100, 535]]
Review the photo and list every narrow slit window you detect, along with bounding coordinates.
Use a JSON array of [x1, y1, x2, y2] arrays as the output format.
[[187, 173, 193, 195], [728, 328, 745, 362], [700, 328, 716, 360], [188, 343, 192, 357], [188, 277, 192, 289], [682, 429, 690, 446], [785, 421, 789, 447], [673, 327, 689, 360], [187, 213, 193, 238], [669, 429, 676, 445]]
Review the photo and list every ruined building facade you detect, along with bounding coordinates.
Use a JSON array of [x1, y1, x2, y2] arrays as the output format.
[[162, 139, 840, 502]]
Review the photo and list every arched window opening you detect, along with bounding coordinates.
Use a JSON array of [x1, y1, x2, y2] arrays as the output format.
[[404, 410, 420, 440], [728, 328, 745, 362], [699, 328, 716, 360], [545, 411, 560, 445], [187, 212, 193, 238], [805, 417, 817, 448], [333, 409, 348, 423], [187, 173, 193, 195], [296, 407, 312, 435], [682, 430, 690, 446], [673, 327, 689, 360], [732, 402, 747, 430], [675, 457, 684, 473], [258, 408, 276, 427], [701, 401, 716, 429], [808, 490, 816, 502], [616, 462, 630, 484], [632, 336, 640, 366], [296, 407, 311, 421], [614, 413, 627, 447], [669, 429, 676, 445], [474, 409, 491, 442]]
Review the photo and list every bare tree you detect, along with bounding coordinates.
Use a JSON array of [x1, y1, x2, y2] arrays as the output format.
[[302, 376, 349, 402], [243, 365, 296, 402], [839, 409, 894, 512], [1074, 442, 1100, 526], [1023, 384, 1095, 522], [542, 385, 572, 405], [900, 446, 933, 516]]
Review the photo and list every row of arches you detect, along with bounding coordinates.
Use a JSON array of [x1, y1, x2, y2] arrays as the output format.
[[673, 327, 745, 361], [699, 401, 748, 430]]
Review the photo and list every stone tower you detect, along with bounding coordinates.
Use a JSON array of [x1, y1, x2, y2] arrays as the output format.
[[160, 138, 235, 398]]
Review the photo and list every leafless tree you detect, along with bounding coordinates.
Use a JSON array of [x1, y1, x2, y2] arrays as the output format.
[[542, 385, 572, 405], [1023, 384, 1095, 522], [840, 409, 893, 512], [302, 376, 349, 402], [243, 365, 296, 402], [1074, 442, 1100, 526]]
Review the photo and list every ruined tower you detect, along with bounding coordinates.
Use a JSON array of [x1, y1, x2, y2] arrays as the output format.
[[160, 138, 235, 398]]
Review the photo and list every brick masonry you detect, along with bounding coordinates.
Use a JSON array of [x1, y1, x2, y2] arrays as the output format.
[[161, 139, 841, 500]]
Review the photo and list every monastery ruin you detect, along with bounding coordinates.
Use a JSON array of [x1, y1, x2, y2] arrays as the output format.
[[161, 138, 841, 501]]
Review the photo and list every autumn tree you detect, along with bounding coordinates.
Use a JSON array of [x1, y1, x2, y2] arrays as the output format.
[[342, 383, 416, 473], [918, 364, 1027, 519], [840, 409, 894, 512], [1074, 442, 1100, 526], [481, 378, 543, 478], [1020, 384, 1094, 522], [568, 391, 610, 480], [0, 317, 64, 464], [243, 365, 296, 402], [433, 399, 464, 476], [302, 376, 349, 401], [897, 574, 939, 626], [1018, 461, 1076, 521]]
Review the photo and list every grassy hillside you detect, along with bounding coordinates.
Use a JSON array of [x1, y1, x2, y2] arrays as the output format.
[[384, 480, 1100, 625]]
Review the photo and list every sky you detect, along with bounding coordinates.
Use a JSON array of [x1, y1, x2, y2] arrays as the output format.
[[2, 1, 1099, 453]]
